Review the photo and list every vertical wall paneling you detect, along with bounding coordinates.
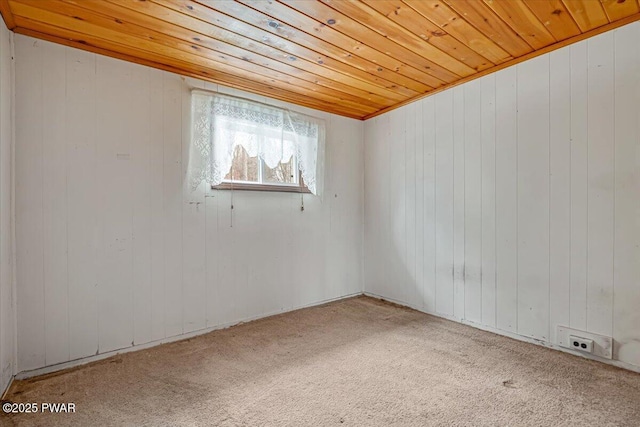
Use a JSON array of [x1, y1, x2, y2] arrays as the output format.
[[65, 46, 102, 362], [162, 73, 184, 339], [422, 98, 436, 313], [215, 189, 235, 323], [231, 191, 254, 321], [202, 70, 220, 324], [325, 114, 342, 302], [65, 47, 99, 361], [586, 33, 615, 337], [149, 69, 166, 342], [15, 36, 364, 373], [464, 81, 482, 324], [569, 43, 589, 331], [363, 21, 640, 370], [363, 117, 380, 297], [480, 76, 496, 328], [337, 115, 364, 299], [307, 185, 327, 307], [389, 108, 406, 304], [414, 102, 425, 310], [96, 56, 136, 353], [325, 118, 337, 303], [16, 37, 45, 370], [381, 114, 391, 302], [0, 19, 14, 392], [452, 87, 465, 320], [405, 103, 417, 306], [549, 49, 572, 345], [495, 67, 518, 334], [182, 80, 207, 334], [41, 43, 69, 366], [516, 55, 550, 341], [131, 67, 155, 347], [434, 92, 454, 316], [613, 23, 640, 365], [381, 113, 391, 303]]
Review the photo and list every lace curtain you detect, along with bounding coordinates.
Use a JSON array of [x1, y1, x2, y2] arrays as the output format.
[[188, 90, 325, 197]]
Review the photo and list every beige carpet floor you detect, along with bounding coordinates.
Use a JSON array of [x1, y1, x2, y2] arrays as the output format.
[[2, 296, 640, 426]]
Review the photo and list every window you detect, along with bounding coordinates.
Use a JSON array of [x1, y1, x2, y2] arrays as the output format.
[[214, 145, 310, 193], [188, 91, 325, 196]]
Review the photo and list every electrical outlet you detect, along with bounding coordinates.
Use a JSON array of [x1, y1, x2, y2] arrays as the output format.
[[557, 326, 612, 359], [569, 335, 594, 353]]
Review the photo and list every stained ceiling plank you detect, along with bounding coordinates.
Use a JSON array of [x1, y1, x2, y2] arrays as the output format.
[[186, 0, 435, 94], [266, 0, 455, 85], [483, 0, 557, 49], [126, 0, 421, 101], [443, 0, 534, 58], [13, 21, 369, 118], [522, 0, 581, 41], [94, 0, 409, 104], [316, 0, 477, 77], [402, 0, 512, 64], [9, 1, 379, 115], [600, 0, 640, 22], [562, 0, 609, 31], [362, 0, 494, 71], [44, 0, 392, 110]]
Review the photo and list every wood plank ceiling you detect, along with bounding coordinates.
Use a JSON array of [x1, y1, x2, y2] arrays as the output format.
[[1, 0, 639, 119]]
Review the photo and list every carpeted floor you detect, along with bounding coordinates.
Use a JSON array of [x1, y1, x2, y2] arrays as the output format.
[[2, 296, 640, 426]]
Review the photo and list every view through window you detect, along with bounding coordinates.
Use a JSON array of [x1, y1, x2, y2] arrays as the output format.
[[224, 145, 299, 187]]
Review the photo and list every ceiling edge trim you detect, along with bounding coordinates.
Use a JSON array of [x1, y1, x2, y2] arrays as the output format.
[[0, 0, 16, 30]]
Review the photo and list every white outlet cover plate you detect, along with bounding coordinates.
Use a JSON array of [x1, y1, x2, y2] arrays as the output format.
[[557, 326, 613, 359]]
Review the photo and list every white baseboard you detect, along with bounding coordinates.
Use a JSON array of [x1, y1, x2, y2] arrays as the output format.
[[14, 292, 362, 381], [364, 291, 640, 375]]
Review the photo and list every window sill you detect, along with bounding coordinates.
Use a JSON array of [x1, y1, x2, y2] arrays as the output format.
[[212, 183, 311, 194]]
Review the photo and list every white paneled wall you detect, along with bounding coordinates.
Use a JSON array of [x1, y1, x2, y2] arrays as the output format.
[[0, 20, 14, 393], [364, 22, 640, 369], [14, 35, 363, 373]]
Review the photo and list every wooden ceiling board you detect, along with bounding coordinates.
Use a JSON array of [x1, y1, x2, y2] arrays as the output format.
[[198, 0, 437, 92], [95, 0, 411, 103], [362, 0, 493, 71], [143, 0, 427, 98], [0, 0, 638, 119], [316, 0, 477, 77], [600, 0, 640, 22], [403, 0, 513, 64], [483, 0, 558, 49], [443, 0, 534, 57], [268, 0, 459, 84], [522, 0, 581, 42], [562, 0, 610, 31]]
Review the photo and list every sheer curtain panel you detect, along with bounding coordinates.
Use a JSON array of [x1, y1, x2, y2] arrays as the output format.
[[189, 90, 325, 196]]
